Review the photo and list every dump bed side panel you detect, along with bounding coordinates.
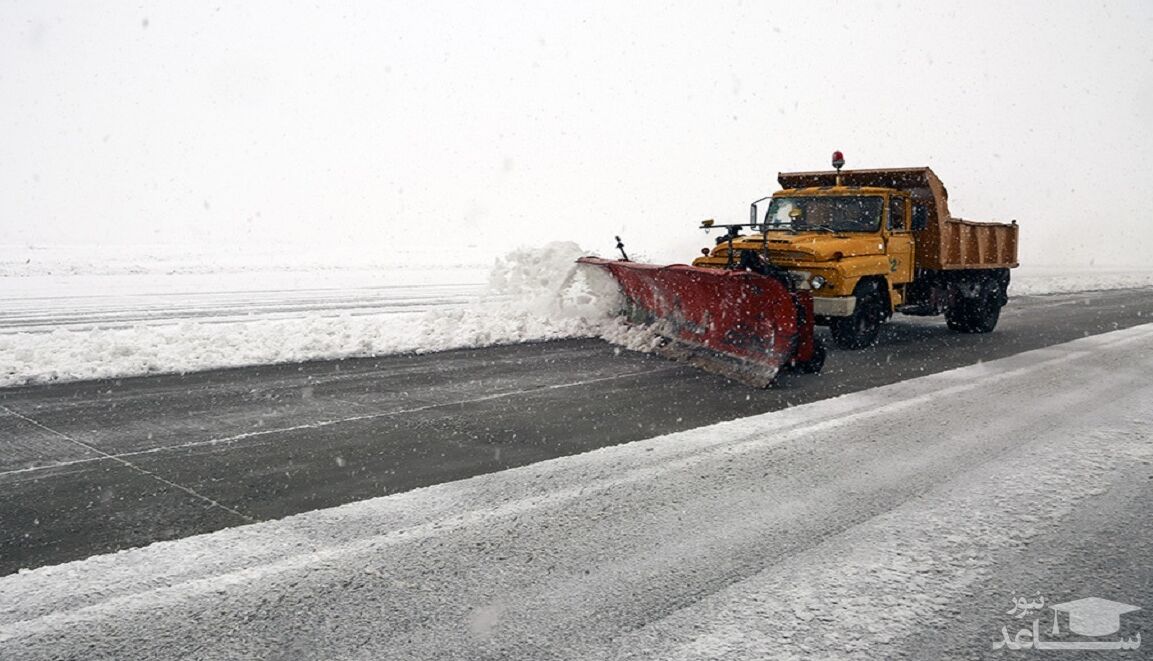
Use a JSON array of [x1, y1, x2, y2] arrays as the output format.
[[937, 219, 1019, 270]]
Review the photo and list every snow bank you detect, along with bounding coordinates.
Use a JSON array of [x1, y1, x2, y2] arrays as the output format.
[[0, 242, 627, 387], [2, 243, 1152, 388]]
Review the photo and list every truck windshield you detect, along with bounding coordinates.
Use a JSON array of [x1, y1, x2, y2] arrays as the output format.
[[764, 196, 884, 233]]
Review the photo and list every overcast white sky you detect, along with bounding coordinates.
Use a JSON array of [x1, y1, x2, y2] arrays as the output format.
[[2, 1, 1151, 265]]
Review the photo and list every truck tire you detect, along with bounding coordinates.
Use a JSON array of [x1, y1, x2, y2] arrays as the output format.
[[946, 278, 1002, 333], [831, 281, 885, 349]]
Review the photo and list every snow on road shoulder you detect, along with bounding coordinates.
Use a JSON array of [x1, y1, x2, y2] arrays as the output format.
[[1009, 264, 1153, 296], [610, 335, 1153, 660], [0, 242, 625, 387], [2, 324, 1152, 659]]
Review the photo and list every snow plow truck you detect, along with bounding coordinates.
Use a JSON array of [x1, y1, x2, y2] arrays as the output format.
[[578, 152, 1019, 387]]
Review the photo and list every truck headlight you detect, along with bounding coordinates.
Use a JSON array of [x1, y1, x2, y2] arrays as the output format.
[[811, 275, 827, 290]]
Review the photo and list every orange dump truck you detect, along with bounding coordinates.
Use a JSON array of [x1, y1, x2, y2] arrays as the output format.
[[693, 159, 1019, 348], [578, 154, 1019, 387]]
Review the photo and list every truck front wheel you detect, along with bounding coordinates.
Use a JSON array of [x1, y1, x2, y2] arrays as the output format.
[[830, 282, 886, 349]]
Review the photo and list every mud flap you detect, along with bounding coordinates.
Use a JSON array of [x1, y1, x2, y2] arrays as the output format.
[[577, 257, 819, 387]]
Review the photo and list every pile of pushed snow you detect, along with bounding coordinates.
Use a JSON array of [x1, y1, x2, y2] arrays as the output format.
[[486, 242, 665, 352], [422, 241, 630, 349], [0, 243, 630, 387], [487, 242, 589, 298]]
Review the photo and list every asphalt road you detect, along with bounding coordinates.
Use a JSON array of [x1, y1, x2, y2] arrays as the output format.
[[3, 320, 1151, 660], [2, 287, 1153, 576]]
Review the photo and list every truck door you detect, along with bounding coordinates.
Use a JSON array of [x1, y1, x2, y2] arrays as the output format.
[[886, 195, 915, 285]]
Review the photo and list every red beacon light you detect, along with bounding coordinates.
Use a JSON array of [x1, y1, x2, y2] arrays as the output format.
[[832, 150, 846, 185]]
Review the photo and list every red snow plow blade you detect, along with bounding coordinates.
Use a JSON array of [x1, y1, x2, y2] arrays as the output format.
[[578, 257, 822, 387]]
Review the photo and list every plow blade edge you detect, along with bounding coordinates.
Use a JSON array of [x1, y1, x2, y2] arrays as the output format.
[[577, 257, 819, 387]]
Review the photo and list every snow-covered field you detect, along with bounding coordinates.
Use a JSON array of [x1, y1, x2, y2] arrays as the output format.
[[1007, 264, 1153, 296], [2, 243, 1153, 387], [2, 323, 1151, 659]]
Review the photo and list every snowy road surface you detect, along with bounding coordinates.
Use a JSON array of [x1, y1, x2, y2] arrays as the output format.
[[2, 286, 1153, 579], [2, 323, 1151, 660]]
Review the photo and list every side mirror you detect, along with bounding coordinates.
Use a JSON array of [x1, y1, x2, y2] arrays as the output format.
[[911, 205, 928, 231]]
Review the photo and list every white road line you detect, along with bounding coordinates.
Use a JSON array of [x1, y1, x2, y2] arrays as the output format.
[[0, 405, 253, 523], [0, 366, 679, 479]]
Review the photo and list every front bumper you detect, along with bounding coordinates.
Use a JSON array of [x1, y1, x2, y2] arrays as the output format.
[[812, 295, 857, 317]]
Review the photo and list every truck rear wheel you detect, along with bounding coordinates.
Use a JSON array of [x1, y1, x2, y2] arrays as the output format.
[[831, 282, 885, 349], [946, 278, 1002, 333]]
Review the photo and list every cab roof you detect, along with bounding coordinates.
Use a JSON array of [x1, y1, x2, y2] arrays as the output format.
[[777, 167, 944, 194], [774, 185, 895, 197]]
